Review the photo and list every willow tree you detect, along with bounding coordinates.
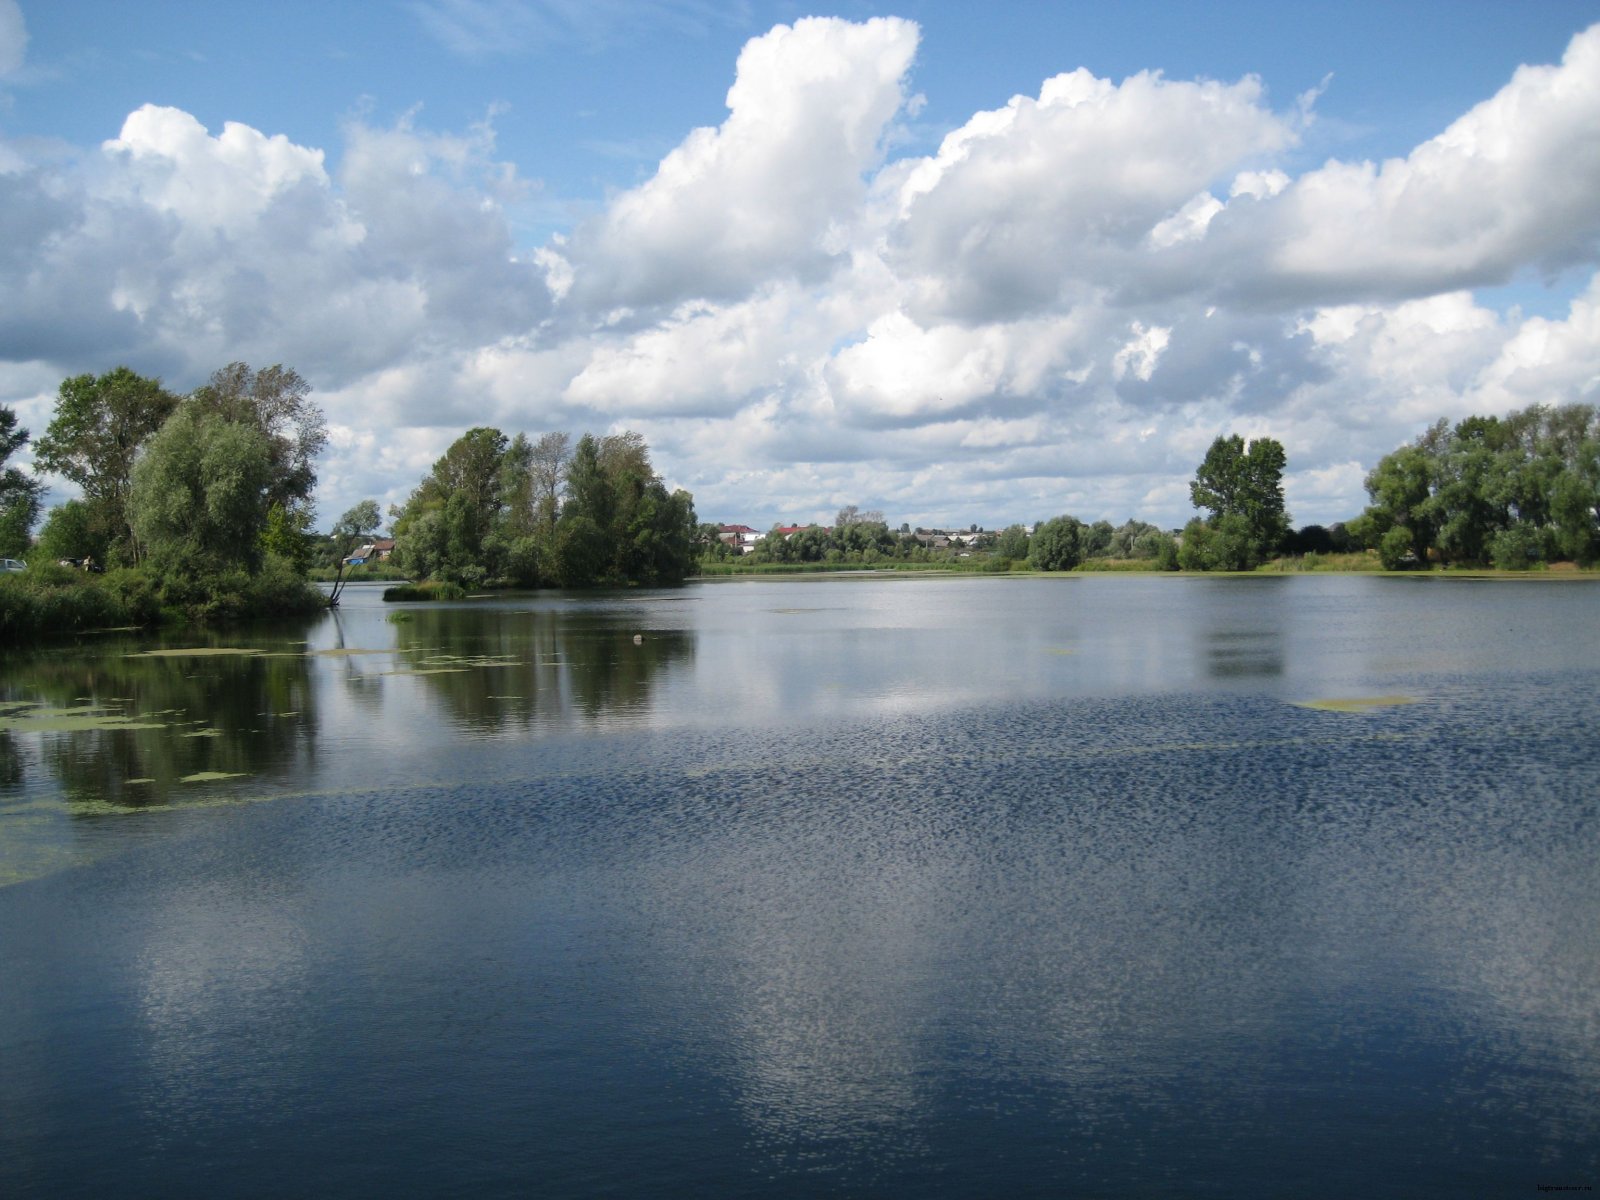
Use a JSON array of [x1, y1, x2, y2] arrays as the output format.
[[128, 404, 275, 576]]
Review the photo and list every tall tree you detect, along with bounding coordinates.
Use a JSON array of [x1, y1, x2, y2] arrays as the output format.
[[0, 406, 44, 560], [1029, 515, 1084, 571], [1187, 434, 1290, 568], [497, 433, 536, 539], [128, 404, 275, 576], [391, 427, 510, 583], [557, 431, 696, 585], [34, 367, 180, 564], [190, 363, 326, 518], [528, 432, 571, 531], [332, 499, 383, 543], [835, 504, 885, 527]]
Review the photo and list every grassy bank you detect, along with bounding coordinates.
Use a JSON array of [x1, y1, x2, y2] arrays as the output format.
[[1257, 551, 1384, 572], [0, 559, 325, 641], [382, 580, 468, 601]]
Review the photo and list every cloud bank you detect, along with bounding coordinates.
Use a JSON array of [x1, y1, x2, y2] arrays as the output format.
[[4, 15, 1600, 529]]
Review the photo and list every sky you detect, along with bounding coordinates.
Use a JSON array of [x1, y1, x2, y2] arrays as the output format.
[[3, 0, 1600, 533]]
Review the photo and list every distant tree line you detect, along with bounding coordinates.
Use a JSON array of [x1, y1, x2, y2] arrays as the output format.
[[707, 504, 1180, 572]]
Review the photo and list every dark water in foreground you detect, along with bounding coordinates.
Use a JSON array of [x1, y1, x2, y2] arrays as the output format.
[[2, 574, 1597, 1198]]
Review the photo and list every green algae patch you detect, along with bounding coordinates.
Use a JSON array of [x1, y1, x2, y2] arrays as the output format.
[[314, 648, 392, 657], [179, 771, 246, 783], [0, 706, 168, 733], [126, 778, 156, 785], [1294, 695, 1417, 713], [182, 728, 224, 739], [382, 668, 471, 676]]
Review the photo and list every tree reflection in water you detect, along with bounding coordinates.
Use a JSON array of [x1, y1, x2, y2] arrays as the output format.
[[387, 605, 694, 733], [2, 626, 319, 810]]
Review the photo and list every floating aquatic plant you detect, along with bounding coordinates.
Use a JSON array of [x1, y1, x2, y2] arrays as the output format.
[[1293, 695, 1417, 712], [0, 706, 167, 733]]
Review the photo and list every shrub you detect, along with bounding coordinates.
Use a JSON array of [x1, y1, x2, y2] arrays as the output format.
[[1378, 526, 1417, 570], [0, 566, 154, 640], [1490, 525, 1540, 571], [383, 580, 468, 602]]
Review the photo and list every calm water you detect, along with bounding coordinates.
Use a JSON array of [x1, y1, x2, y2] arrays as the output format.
[[2, 574, 1597, 1198]]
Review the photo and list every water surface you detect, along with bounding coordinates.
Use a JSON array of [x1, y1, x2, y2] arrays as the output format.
[[2, 575, 1597, 1197]]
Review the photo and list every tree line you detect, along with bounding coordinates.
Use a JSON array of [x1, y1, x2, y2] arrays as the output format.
[[710, 404, 1597, 575], [1348, 403, 1600, 569], [1, 364, 328, 626], [714, 508, 1181, 571], [3, 357, 1596, 629], [382, 427, 698, 588]]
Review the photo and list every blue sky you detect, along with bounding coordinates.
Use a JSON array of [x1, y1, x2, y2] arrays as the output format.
[[4, 0, 1600, 530]]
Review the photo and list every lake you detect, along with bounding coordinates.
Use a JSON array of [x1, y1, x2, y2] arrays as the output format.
[[2, 574, 1597, 1198]]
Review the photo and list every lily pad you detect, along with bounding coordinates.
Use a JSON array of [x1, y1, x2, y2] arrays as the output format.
[[1294, 695, 1417, 712], [0, 706, 168, 733]]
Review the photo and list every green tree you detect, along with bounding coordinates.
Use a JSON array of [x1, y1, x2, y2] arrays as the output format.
[[35, 500, 108, 565], [497, 433, 536, 539], [697, 522, 732, 561], [1109, 519, 1161, 559], [1029, 515, 1084, 571], [996, 524, 1030, 560], [553, 513, 607, 586], [0, 405, 44, 558], [1151, 531, 1180, 570], [128, 404, 275, 575], [189, 363, 326, 519], [1083, 519, 1114, 558], [562, 434, 611, 537], [528, 431, 571, 532], [555, 431, 696, 585], [1551, 452, 1600, 564], [392, 427, 510, 583], [332, 499, 383, 543], [260, 502, 315, 574], [1353, 404, 1600, 568], [1187, 434, 1290, 569], [33, 368, 180, 564]]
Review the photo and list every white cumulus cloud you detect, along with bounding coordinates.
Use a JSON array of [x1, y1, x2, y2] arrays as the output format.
[[567, 16, 918, 311], [6, 16, 1600, 532]]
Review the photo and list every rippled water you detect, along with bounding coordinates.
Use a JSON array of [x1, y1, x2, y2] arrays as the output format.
[[2, 575, 1598, 1197]]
